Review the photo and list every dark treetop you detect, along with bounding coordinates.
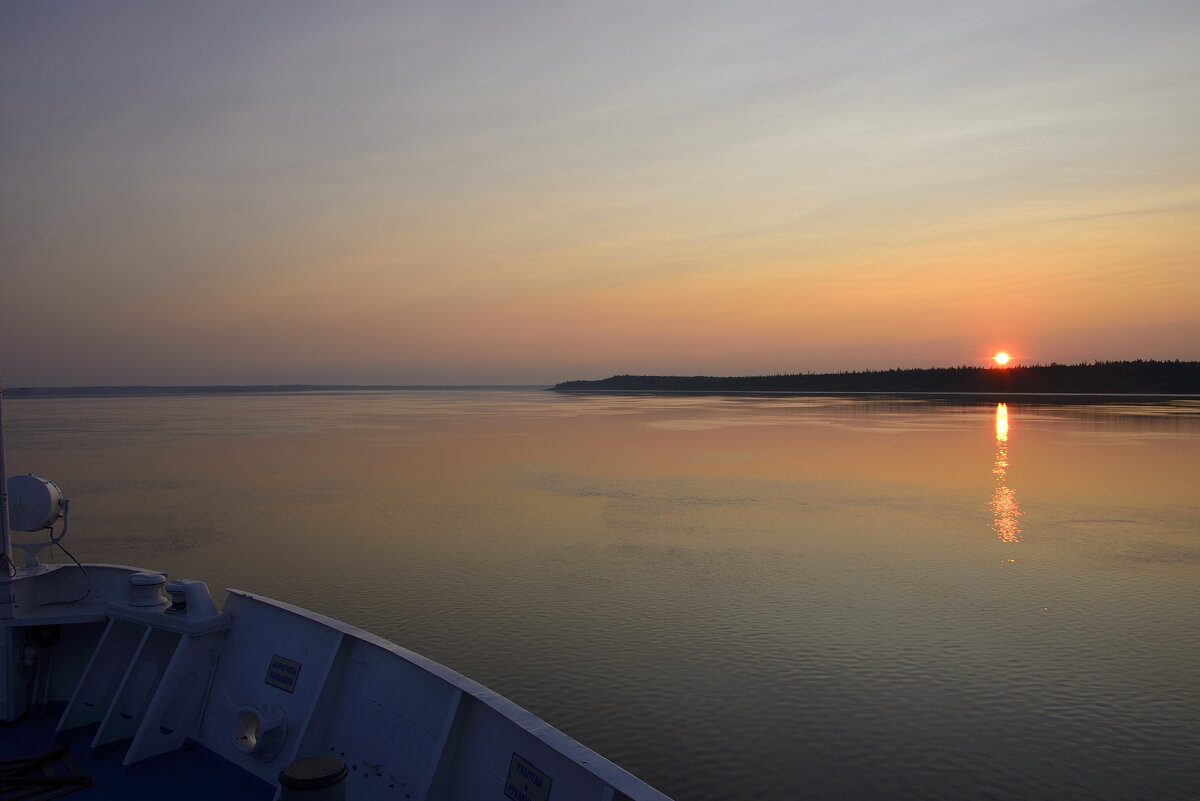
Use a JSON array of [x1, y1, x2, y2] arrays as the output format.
[[552, 360, 1200, 396]]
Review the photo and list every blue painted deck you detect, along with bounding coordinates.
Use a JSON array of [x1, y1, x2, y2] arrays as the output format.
[[0, 710, 274, 800]]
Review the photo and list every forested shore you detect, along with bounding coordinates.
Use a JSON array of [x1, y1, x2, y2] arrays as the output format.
[[553, 360, 1200, 396]]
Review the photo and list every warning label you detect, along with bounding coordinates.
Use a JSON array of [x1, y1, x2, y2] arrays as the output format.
[[265, 654, 301, 693], [504, 753, 552, 801]]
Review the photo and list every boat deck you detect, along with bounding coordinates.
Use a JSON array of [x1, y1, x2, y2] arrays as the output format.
[[0, 710, 274, 801], [0, 567, 672, 801]]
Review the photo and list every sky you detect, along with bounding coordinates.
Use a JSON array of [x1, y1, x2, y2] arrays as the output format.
[[2, 0, 1198, 386]]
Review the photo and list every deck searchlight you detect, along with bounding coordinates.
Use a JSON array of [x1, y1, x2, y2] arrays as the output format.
[[1, 367, 71, 571], [5, 474, 69, 567]]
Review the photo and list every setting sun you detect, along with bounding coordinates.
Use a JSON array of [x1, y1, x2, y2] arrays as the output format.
[[995, 352, 1010, 365]]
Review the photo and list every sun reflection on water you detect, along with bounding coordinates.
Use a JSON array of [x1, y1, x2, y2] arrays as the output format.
[[990, 403, 1022, 543]]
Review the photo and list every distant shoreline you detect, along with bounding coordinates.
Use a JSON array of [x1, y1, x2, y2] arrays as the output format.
[[6, 361, 1199, 400], [552, 361, 1200, 398], [2, 384, 550, 398]]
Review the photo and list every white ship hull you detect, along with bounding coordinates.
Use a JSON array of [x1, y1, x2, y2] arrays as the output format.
[[0, 562, 672, 800]]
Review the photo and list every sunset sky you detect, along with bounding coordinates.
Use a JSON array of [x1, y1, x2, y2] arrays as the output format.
[[2, 1, 1198, 386]]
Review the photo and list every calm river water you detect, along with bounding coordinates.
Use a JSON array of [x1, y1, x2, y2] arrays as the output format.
[[4, 391, 1199, 800]]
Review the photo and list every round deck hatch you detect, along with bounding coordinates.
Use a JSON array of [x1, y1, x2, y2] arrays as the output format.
[[279, 755, 349, 790]]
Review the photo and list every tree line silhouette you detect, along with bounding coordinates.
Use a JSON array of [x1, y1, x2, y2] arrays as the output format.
[[553, 360, 1200, 395]]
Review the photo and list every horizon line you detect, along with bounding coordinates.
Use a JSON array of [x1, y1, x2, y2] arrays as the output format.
[[5, 359, 1197, 395]]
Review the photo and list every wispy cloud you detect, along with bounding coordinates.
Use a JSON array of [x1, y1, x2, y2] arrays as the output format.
[[2, 0, 1197, 384]]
